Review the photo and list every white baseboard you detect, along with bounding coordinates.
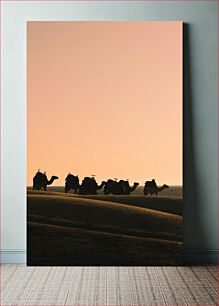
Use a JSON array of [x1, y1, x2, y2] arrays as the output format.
[[1, 250, 26, 264]]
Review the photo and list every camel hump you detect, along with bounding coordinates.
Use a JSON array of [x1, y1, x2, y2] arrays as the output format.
[[33, 170, 43, 179], [145, 179, 157, 188], [65, 173, 79, 181], [83, 176, 91, 181]]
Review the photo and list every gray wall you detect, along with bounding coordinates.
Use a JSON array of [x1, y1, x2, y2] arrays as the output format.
[[1, 1, 218, 263]]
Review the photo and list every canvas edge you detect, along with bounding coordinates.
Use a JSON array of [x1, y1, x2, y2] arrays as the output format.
[[0, 249, 217, 264]]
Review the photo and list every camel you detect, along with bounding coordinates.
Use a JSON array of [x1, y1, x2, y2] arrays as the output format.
[[78, 177, 106, 195], [104, 179, 139, 195], [103, 179, 123, 195], [33, 170, 58, 191], [65, 173, 80, 193], [144, 181, 169, 196], [123, 181, 139, 195]]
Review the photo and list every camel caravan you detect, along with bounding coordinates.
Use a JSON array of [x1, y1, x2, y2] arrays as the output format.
[[32, 170, 169, 196]]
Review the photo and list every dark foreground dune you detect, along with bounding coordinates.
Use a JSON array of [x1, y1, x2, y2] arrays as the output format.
[[28, 190, 182, 215], [27, 191, 183, 265], [28, 222, 182, 266], [79, 195, 182, 216]]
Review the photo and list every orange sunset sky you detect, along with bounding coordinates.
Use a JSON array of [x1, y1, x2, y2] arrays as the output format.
[[27, 21, 182, 186]]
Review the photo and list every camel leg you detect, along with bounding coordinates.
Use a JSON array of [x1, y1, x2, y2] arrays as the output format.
[[104, 188, 110, 195]]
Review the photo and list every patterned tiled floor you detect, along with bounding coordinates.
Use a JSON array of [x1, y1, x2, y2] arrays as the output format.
[[1, 265, 218, 305]]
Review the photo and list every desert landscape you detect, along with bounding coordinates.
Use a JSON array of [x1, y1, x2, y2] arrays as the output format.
[[27, 22, 182, 266], [27, 188, 183, 266]]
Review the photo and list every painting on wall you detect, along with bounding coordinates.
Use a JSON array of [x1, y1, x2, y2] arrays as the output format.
[[27, 21, 183, 266]]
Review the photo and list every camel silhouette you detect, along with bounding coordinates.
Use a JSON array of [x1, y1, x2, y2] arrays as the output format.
[[65, 173, 80, 193], [65, 174, 105, 195], [144, 180, 169, 196], [104, 179, 139, 195], [123, 181, 139, 195], [33, 170, 58, 191], [78, 177, 106, 195]]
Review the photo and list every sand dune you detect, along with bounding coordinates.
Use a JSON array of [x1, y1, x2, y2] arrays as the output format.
[[28, 193, 182, 236], [28, 190, 182, 215], [27, 191, 182, 265], [79, 195, 182, 216], [28, 185, 183, 197], [28, 190, 75, 197], [28, 221, 182, 266]]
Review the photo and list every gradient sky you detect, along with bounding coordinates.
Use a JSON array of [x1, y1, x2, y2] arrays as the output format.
[[27, 21, 182, 186]]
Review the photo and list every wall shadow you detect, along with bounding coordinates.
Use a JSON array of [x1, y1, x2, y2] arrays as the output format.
[[183, 23, 207, 259]]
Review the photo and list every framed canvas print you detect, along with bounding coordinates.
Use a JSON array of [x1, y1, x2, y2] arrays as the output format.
[[27, 21, 182, 266]]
